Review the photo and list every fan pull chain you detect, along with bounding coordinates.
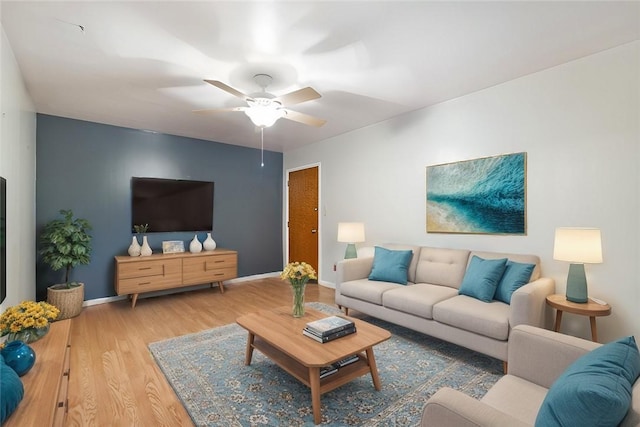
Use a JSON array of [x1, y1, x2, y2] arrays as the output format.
[[260, 127, 265, 167]]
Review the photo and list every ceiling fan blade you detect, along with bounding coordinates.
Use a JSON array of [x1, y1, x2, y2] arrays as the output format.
[[204, 80, 252, 101], [192, 106, 247, 114], [274, 87, 321, 106], [282, 109, 326, 127]]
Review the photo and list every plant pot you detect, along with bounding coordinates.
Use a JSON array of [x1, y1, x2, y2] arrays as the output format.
[[47, 282, 84, 320]]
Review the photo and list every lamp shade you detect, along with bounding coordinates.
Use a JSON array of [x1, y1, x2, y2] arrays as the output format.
[[553, 227, 603, 264], [337, 222, 365, 243]]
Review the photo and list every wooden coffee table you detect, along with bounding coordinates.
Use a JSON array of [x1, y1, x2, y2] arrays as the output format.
[[236, 306, 391, 424]]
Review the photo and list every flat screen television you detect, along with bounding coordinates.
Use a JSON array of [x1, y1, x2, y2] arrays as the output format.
[[131, 177, 214, 233]]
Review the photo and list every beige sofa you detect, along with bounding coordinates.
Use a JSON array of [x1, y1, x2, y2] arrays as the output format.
[[422, 325, 640, 426], [335, 244, 555, 362]]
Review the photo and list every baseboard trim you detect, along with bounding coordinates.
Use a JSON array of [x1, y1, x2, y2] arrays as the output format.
[[83, 272, 282, 307], [318, 280, 335, 289]]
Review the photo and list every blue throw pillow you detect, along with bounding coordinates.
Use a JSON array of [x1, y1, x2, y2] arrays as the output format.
[[458, 256, 507, 302], [368, 246, 413, 285], [0, 354, 24, 424], [494, 260, 535, 304], [535, 336, 640, 427]]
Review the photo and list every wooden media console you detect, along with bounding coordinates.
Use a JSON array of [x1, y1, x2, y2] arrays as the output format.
[[114, 249, 237, 307]]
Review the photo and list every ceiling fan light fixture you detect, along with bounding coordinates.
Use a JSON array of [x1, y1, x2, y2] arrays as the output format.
[[245, 98, 284, 128], [199, 78, 325, 128]]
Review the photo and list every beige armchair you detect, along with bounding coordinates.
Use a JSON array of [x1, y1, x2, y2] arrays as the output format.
[[421, 325, 640, 426]]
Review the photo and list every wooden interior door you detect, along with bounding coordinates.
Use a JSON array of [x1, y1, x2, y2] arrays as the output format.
[[288, 166, 319, 273]]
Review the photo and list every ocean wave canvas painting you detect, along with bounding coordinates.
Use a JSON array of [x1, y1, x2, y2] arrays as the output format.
[[426, 152, 526, 234]]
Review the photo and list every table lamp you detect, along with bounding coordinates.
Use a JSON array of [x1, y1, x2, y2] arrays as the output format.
[[337, 222, 365, 259], [553, 227, 602, 303]]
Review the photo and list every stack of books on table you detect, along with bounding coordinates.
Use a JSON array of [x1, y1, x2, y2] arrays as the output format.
[[303, 315, 356, 343]]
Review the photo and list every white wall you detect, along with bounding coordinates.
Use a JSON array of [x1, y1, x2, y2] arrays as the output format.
[[284, 41, 639, 343], [0, 25, 37, 310]]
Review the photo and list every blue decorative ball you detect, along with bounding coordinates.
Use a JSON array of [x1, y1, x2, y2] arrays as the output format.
[[1, 341, 36, 376]]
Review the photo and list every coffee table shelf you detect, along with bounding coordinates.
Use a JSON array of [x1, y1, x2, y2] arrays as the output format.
[[252, 337, 371, 393]]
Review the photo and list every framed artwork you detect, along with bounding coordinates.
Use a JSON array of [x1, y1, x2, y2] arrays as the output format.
[[162, 240, 185, 254], [426, 152, 527, 235]]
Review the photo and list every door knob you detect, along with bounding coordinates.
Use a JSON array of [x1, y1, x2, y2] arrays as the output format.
[[311, 229, 317, 233]]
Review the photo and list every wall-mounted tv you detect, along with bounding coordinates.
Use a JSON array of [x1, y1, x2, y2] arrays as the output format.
[[131, 177, 214, 233]]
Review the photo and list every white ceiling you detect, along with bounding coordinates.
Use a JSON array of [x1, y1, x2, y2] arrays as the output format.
[[2, 1, 639, 153]]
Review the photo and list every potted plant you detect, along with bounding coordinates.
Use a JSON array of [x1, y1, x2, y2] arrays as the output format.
[[39, 209, 92, 319]]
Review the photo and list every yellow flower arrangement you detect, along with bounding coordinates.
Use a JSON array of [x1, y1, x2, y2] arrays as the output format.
[[0, 301, 59, 343], [281, 262, 317, 317], [281, 261, 317, 286]]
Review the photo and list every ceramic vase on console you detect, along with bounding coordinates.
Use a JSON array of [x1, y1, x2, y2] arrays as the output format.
[[128, 236, 141, 256], [203, 233, 216, 251], [1, 341, 36, 377], [189, 235, 202, 253], [140, 235, 153, 256], [5, 324, 50, 344]]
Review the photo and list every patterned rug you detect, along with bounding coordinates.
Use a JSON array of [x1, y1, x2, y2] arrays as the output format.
[[148, 303, 503, 426]]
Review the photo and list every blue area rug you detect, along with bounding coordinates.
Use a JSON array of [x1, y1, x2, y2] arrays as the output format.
[[148, 302, 502, 426]]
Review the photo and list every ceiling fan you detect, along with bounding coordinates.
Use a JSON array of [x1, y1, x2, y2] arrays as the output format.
[[194, 74, 326, 128]]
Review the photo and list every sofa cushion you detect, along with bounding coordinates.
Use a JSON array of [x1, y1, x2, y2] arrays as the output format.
[[382, 283, 459, 320], [433, 295, 511, 340], [339, 279, 400, 305], [382, 244, 422, 283], [494, 260, 535, 304], [369, 246, 413, 285], [471, 250, 541, 282], [414, 247, 470, 288], [458, 256, 508, 302], [535, 336, 640, 427]]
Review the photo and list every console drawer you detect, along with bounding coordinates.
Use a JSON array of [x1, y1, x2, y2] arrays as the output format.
[[116, 259, 181, 293], [183, 254, 238, 285], [117, 258, 180, 279]]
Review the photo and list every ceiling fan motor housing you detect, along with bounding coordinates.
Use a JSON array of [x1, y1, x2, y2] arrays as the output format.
[[253, 73, 274, 89]]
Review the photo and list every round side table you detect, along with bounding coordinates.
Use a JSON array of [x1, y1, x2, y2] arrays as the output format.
[[546, 294, 611, 342]]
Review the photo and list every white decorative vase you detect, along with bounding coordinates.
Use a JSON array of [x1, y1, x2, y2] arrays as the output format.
[[140, 235, 153, 256], [203, 232, 217, 251], [128, 236, 141, 257], [189, 235, 202, 253]]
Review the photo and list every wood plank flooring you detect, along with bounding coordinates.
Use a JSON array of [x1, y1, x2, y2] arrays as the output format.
[[64, 278, 336, 426]]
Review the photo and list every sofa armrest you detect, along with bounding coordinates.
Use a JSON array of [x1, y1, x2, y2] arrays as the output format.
[[421, 387, 530, 427], [336, 257, 374, 292], [509, 277, 555, 328], [508, 325, 600, 388]]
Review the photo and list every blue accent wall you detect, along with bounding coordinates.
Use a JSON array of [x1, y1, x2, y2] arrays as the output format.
[[35, 114, 283, 301]]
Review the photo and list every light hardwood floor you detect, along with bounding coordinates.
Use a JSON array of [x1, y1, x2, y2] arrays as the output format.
[[65, 278, 336, 426]]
